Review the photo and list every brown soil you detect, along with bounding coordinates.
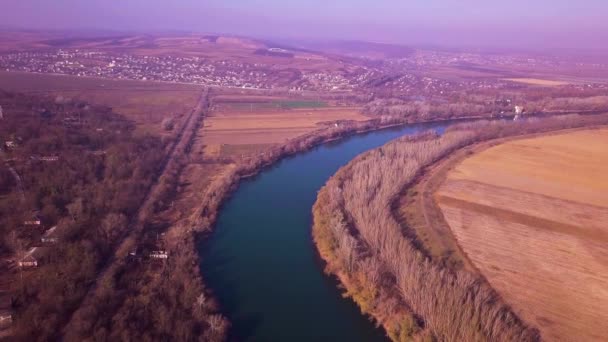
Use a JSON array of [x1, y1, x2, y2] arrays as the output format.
[[435, 128, 608, 341]]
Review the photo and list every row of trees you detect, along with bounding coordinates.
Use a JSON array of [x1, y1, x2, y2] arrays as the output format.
[[312, 113, 608, 341], [363, 88, 608, 122]]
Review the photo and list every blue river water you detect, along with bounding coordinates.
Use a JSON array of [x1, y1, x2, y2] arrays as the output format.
[[200, 121, 450, 341]]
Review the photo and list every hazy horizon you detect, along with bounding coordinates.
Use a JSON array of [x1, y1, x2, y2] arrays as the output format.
[[2, 0, 608, 50]]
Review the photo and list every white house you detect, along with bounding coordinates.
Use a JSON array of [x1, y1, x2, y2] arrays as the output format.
[[149, 250, 169, 259]]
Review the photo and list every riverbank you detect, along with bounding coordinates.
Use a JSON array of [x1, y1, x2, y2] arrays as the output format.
[[186, 110, 603, 340], [312, 113, 608, 341], [88, 107, 602, 340]]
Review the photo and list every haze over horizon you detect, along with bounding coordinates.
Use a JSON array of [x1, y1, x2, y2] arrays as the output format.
[[2, 0, 608, 50]]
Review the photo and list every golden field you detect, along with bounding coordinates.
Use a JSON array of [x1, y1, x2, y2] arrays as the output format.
[[503, 78, 569, 86], [201, 107, 368, 158], [436, 128, 608, 341]]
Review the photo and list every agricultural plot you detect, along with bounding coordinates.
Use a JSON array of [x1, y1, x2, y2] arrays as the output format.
[[0, 71, 202, 135], [201, 104, 368, 158], [503, 78, 569, 86], [436, 128, 608, 341]]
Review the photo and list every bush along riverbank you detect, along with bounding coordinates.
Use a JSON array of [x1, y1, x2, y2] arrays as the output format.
[[312, 113, 608, 341]]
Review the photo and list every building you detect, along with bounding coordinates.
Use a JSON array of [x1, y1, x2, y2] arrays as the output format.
[[0, 312, 12, 327], [18, 255, 38, 268], [0, 296, 12, 328], [0, 105, 3, 120], [24, 220, 41, 226], [0, 297, 12, 328], [149, 251, 169, 259], [4, 141, 16, 149], [41, 237, 58, 244], [515, 105, 524, 115]]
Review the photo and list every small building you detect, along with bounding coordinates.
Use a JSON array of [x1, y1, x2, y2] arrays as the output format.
[[24, 219, 41, 226], [149, 250, 169, 259], [41, 237, 58, 244], [0, 311, 12, 328], [40, 225, 59, 244], [515, 105, 524, 115], [40, 156, 59, 162], [0, 295, 12, 328], [4, 141, 16, 149], [18, 255, 38, 268], [24, 211, 42, 226]]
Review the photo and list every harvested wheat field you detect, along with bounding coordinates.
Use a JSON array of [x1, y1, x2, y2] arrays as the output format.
[[436, 128, 608, 341], [201, 107, 367, 158], [503, 78, 569, 86]]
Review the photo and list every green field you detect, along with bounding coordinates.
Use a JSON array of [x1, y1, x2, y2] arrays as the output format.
[[222, 100, 327, 111]]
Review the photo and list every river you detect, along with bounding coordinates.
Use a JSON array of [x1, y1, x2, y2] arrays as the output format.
[[199, 121, 451, 341]]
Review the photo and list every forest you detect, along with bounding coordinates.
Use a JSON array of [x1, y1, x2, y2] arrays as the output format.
[[0, 90, 165, 340], [312, 113, 608, 341]]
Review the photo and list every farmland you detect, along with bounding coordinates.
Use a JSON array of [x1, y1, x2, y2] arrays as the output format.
[[436, 128, 608, 341], [201, 96, 368, 159], [2, 28, 608, 341], [0, 71, 202, 136], [503, 78, 570, 86]]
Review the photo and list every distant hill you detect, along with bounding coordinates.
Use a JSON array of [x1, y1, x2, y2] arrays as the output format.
[[286, 39, 415, 59]]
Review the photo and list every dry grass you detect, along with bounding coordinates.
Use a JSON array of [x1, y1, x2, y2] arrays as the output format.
[[437, 128, 608, 341], [0, 71, 202, 135], [502, 78, 569, 86]]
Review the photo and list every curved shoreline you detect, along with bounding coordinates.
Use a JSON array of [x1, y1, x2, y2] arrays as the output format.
[[189, 110, 607, 340], [311, 114, 608, 341]]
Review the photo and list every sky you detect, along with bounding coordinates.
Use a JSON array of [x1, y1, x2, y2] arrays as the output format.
[[2, 0, 608, 50]]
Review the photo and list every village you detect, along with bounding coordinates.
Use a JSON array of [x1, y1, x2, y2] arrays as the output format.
[[0, 49, 367, 91], [4, 48, 604, 98]]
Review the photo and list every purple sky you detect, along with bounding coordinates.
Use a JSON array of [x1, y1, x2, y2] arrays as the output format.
[[2, 0, 607, 49]]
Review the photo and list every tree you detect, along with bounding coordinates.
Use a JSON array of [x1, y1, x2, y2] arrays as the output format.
[[101, 213, 127, 243], [67, 198, 84, 221]]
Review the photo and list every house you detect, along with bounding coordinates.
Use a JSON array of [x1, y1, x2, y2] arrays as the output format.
[[41, 237, 58, 244], [149, 250, 169, 259], [4, 141, 16, 149], [18, 255, 38, 268], [40, 156, 59, 162], [0, 295, 12, 328], [40, 225, 59, 244], [24, 211, 42, 226], [24, 220, 41, 226], [0, 311, 12, 328]]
